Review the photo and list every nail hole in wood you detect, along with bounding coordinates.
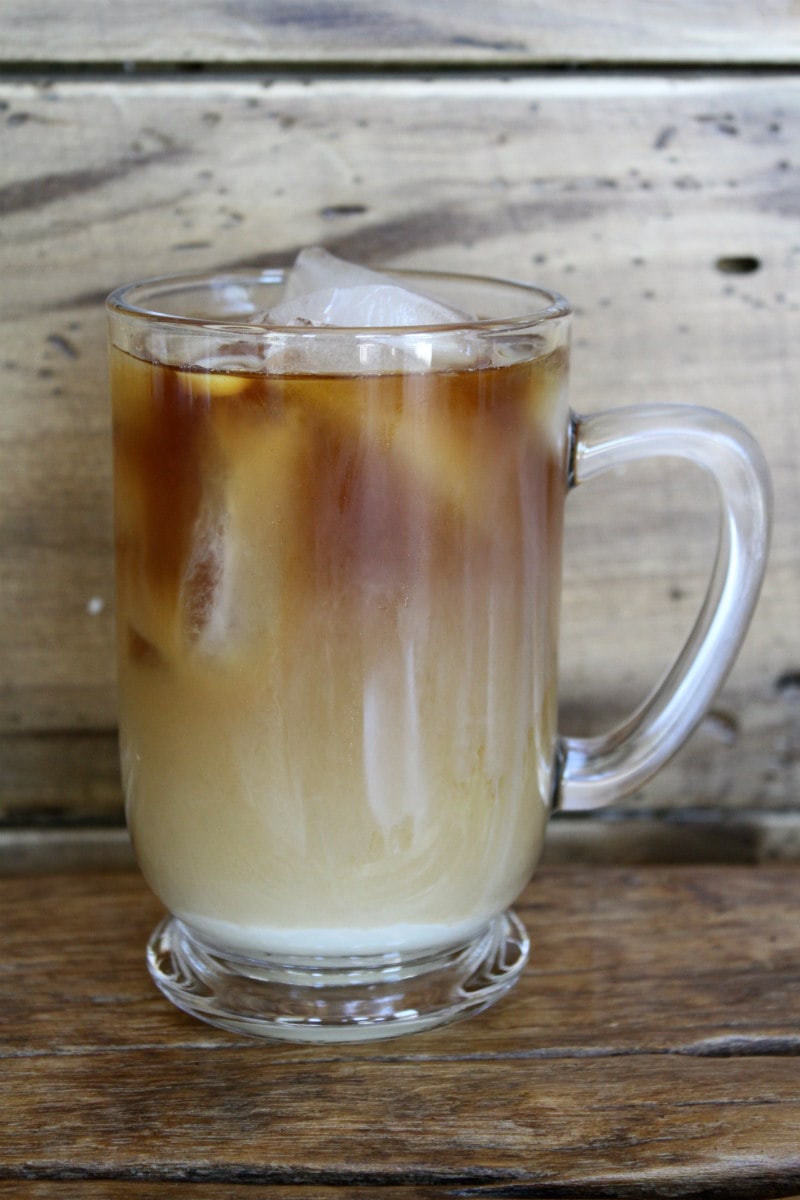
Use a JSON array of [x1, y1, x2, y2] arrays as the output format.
[[716, 255, 761, 274]]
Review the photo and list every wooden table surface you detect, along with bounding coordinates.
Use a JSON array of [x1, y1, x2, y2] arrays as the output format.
[[2, 864, 800, 1198]]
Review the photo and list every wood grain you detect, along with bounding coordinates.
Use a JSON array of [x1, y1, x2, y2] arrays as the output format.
[[0, 73, 797, 823], [1, 866, 799, 1196], [1, 0, 799, 64]]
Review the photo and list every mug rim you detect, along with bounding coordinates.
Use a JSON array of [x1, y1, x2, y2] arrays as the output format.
[[106, 266, 572, 337]]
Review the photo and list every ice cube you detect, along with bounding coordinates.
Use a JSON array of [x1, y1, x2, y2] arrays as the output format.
[[183, 406, 307, 656], [295, 370, 501, 534], [260, 248, 480, 373], [266, 247, 473, 329], [178, 361, 255, 398]]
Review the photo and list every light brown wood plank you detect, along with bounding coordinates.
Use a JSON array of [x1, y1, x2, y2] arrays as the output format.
[[0, 867, 799, 1194], [2, 866, 799, 1058], [1, 74, 797, 819], [1, 0, 799, 64]]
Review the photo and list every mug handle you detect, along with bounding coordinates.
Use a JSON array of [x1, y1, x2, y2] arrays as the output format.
[[554, 404, 772, 811]]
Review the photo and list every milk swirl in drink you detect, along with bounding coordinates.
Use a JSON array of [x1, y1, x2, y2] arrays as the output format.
[[111, 252, 568, 958]]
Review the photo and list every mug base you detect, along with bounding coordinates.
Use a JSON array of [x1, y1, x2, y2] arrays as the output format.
[[146, 910, 529, 1043]]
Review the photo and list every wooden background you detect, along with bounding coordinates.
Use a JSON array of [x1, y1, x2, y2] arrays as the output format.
[[1, 0, 799, 864]]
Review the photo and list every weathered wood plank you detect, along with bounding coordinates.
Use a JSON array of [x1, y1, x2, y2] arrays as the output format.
[[0, 1189, 473, 1200], [0, 1185, 624, 1200], [0, 733, 122, 820], [0, 74, 797, 818], [1, 867, 799, 1195], [1, 0, 799, 65], [2, 866, 799, 1057], [0, 696, 793, 824], [3, 1052, 800, 1194], [7, 808, 800, 873], [40, 1191, 783, 1200]]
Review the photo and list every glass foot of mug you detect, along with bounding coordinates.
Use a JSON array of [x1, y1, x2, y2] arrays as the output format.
[[146, 911, 529, 1043]]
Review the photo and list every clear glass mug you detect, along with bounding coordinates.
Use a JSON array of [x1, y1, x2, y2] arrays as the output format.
[[107, 268, 771, 1042]]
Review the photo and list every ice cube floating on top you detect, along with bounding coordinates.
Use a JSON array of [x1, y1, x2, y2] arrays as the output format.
[[249, 248, 480, 375], [264, 247, 475, 329]]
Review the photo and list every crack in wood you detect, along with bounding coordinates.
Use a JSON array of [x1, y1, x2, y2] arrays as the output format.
[[3, 1038, 799, 1064]]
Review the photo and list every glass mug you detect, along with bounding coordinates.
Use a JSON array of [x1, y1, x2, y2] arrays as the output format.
[[107, 267, 771, 1042]]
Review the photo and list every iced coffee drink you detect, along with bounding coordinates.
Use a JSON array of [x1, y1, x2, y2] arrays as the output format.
[[109, 252, 771, 1040]]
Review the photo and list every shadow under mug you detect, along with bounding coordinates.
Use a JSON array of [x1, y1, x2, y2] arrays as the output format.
[[107, 268, 771, 1042]]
